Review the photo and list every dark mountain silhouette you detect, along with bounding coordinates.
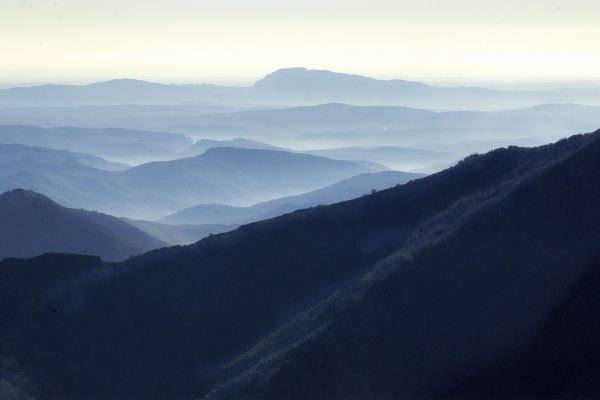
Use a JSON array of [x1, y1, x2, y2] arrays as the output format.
[[2, 131, 600, 398], [0, 189, 165, 262], [209, 131, 600, 399], [160, 170, 423, 225], [1, 68, 600, 110], [0, 125, 193, 164], [0, 147, 384, 219]]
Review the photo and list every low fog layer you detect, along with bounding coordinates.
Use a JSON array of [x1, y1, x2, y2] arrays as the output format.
[[0, 69, 597, 223]]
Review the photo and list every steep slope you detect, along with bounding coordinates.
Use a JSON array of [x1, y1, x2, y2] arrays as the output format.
[[160, 170, 423, 225], [209, 131, 600, 398], [0, 189, 165, 261], [2, 131, 600, 398]]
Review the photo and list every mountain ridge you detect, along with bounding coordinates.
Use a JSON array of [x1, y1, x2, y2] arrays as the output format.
[[160, 170, 423, 225], [2, 131, 600, 397], [207, 131, 600, 398], [2, 68, 600, 109], [0, 189, 166, 261], [0, 146, 384, 219]]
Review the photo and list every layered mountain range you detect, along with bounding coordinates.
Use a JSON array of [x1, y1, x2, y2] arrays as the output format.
[[0, 145, 385, 219], [0, 169, 422, 261], [160, 170, 423, 225], [2, 131, 600, 398]]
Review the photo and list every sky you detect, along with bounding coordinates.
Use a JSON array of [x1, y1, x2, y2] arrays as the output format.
[[1, 0, 600, 87]]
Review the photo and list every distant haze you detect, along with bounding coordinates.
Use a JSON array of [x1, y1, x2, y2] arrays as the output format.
[[2, 0, 600, 86]]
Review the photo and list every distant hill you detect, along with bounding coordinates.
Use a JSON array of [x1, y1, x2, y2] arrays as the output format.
[[0, 143, 129, 171], [0, 102, 597, 163], [187, 138, 282, 156], [253, 68, 600, 109], [0, 189, 165, 261], [166, 103, 600, 151], [184, 139, 457, 173], [306, 146, 459, 172], [4, 131, 600, 398], [0, 104, 258, 130], [0, 79, 243, 107], [185, 139, 456, 173], [0, 148, 385, 219], [1, 68, 600, 110], [0, 125, 193, 164], [160, 170, 423, 225], [116, 148, 385, 218]]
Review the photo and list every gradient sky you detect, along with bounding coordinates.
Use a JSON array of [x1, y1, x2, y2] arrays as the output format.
[[2, 0, 600, 86]]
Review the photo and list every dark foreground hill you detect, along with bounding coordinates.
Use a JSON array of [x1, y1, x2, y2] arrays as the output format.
[[2, 131, 600, 398], [0, 189, 165, 262]]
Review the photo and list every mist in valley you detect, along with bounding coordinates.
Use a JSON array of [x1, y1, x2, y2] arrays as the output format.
[[2, 0, 600, 398]]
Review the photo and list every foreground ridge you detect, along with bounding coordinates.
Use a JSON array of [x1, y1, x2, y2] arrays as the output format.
[[1, 130, 600, 398]]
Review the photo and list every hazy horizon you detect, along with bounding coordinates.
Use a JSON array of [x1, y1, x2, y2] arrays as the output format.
[[4, 2, 600, 397], [2, 0, 600, 87], [1, 67, 600, 91]]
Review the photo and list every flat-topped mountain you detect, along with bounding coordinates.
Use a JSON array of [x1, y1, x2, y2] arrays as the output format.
[[187, 137, 282, 156], [1, 68, 600, 109]]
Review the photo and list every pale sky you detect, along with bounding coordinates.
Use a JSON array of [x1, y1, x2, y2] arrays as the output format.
[[1, 0, 600, 86]]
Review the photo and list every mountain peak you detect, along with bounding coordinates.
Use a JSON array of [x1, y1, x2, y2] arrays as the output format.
[[87, 78, 163, 88], [0, 188, 55, 206], [253, 68, 427, 102], [255, 67, 373, 87], [0, 189, 165, 261]]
